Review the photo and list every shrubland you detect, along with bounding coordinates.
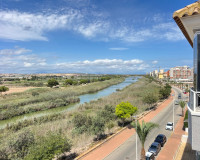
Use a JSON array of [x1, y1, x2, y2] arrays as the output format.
[[0, 78, 124, 120], [0, 77, 171, 159]]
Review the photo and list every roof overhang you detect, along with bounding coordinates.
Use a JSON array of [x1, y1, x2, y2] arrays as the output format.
[[173, 1, 200, 48]]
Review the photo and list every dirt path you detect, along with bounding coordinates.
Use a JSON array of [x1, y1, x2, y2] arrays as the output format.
[[2, 87, 36, 95]]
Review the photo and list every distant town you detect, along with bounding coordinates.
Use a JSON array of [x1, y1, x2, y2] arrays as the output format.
[[149, 66, 193, 82]]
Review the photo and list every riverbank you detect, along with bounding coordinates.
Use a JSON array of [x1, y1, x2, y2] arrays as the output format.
[[0, 77, 124, 121], [0, 77, 162, 159]]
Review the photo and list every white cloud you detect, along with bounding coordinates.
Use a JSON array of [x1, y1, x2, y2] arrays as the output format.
[[24, 62, 34, 67], [152, 60, 158, 64], [0, 47, 31, 55], [0, 47, 152, 73], [76, 21, 109, 38], [109, 48, 129, 51], [55, 59, 147, 73], [0, 10, 81, 41], [0, 9, 184, 42], [0, 47, 47, 71], [153, 22, 185, 41]]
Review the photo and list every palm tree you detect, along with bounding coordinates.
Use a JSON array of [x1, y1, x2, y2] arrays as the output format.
[[179, 101, 186, 116], [132, 120, 159, 160]]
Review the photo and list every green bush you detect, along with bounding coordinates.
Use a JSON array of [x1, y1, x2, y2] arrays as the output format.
[[98, 77, 111, 81], [73, 80, 78, 85], [25, 133, 71, 160], [32, 91, 39, 96], [143, 94, 158, 106], [165, 83, 172, 89], [47, 78, 59, 88], [72, 105, 116, 135], [184, 110, 188, 129], [115, 102, 137, 125], [0, 86, 9, 94], [106, 122, 115, 132], [64, 79, 74, 85], [0, 130, 35, 160], [91, 116, 105, 136], [0, 148, 8, 159], [159, 84, 171, 99], [72, 113, 92, 134], [79, 79, 90, 84], [97, 105, 116, 123], [5, 113, 65, 132]]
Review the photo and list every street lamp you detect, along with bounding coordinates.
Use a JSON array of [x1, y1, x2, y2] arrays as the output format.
[[135, 115, 137, 160], [172, 94, 175, 132]]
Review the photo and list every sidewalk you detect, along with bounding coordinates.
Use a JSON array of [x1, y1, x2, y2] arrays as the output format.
[[157, 111, 186, 160], [78, 93, 174, 160], [175, 142, 196, 160]]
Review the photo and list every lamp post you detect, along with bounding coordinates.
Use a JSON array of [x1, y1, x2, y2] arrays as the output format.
[[173, 98, 174, 131], [135, 115, 137, 160], [172, 94, 175, 131]]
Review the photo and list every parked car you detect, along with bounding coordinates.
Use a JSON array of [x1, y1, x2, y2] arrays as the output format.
[[145, 151, 155, 160], [174, 100, 179, 105], [165, 122, 173, 130], [148, 142, 161, 156], [154, 134, 167, 147]]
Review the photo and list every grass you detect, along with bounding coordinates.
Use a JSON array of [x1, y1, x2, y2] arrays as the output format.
[[78, 77, 161, 113], [0, 77, 162, 158], [0, 97, 80, 120], [0, 78, 124, 120]]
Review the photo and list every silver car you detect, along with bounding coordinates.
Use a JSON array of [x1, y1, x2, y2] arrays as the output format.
[[174, 100, 179, 105]]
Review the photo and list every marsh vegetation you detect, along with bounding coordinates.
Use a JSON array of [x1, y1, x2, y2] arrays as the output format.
[[0, 76, 171, 160]]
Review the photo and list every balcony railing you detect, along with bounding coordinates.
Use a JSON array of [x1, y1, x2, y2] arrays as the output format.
[[189, 88, 200, 112]]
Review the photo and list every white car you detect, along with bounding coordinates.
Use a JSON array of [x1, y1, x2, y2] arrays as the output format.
[[145, 152, 155, 160], [166, 122, 173, 130]]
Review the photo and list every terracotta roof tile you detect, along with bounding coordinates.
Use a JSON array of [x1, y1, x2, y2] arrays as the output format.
[[173, 1, 200, 47], [173, 2, 200, 18]]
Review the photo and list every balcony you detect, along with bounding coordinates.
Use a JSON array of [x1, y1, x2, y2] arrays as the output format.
[[188, 88, 200, 152], [189, 88, 200, 112]]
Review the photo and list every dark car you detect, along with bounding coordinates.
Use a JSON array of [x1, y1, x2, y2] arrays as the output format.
[[154, 134, 167, 147], [148, 142, 161, 156], [178, 93, 182, 99]]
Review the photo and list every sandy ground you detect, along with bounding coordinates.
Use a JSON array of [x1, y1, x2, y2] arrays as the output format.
[[2, 87, 36, 95]]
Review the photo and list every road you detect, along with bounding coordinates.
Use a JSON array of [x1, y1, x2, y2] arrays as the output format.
[[104, 87, 185, 160]]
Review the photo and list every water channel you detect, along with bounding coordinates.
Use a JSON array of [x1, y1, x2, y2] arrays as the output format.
[[0, 76, 139, 129]]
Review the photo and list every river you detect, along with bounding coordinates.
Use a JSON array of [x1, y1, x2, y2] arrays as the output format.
[[0, 76, 139, 129]]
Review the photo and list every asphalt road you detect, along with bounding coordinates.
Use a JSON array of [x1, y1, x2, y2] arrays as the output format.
[[104, 87, 185, 160]]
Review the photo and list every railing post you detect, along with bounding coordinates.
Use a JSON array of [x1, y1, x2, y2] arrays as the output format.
[[195, 91, 196, 112]]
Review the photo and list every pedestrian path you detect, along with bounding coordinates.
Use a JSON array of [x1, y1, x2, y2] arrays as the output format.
[[175, 142, 186, 160], [77, 93, 174, 160], [174, 135, 196, 160]]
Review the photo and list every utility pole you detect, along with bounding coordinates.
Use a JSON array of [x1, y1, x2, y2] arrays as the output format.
[[136, 115, 137, 160]]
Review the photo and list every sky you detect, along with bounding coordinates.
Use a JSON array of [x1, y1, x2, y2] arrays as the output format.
[[0, 0, 195, 74]]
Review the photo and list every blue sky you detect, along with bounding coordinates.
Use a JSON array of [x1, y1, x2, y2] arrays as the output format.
[[0, 0, 195, 74]]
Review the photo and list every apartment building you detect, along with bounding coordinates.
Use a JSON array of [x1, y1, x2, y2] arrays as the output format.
[[173, 2, 200, 159], [153, 70, 158, 77], [170, 66, 193, 81], [158, 69, 164, 79]]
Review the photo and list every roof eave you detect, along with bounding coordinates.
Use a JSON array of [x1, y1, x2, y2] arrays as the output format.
[[173, 16, 193, 47]]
